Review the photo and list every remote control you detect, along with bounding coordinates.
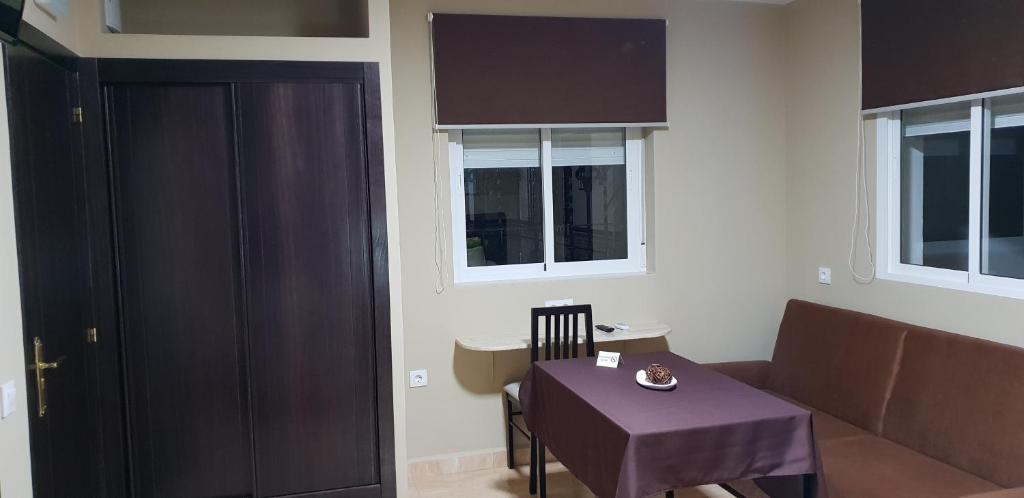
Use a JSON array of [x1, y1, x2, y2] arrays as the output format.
[[596, 324, 615, 333]]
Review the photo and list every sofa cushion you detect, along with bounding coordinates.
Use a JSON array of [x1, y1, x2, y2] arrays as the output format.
[[765, 390, 871, 442], [882, 327, 1024, 488], [704, 360, 770, 389], [819, 436, 1001, 498], [766, 300, 908, 434]]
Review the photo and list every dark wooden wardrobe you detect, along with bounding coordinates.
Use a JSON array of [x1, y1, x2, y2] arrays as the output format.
[[93, 60, 394, 498]]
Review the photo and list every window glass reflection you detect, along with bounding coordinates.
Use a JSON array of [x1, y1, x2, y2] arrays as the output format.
[[551, 129, 628, 262], [900, 103, 971, 271], [463, 130, 544, 267], [983, 95, 1024, 279]]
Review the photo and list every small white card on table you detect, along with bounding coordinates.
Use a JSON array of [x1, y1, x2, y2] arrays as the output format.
[[596, 351, 621, 368]]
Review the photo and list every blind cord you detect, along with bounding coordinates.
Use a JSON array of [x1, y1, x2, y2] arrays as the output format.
[[849, 117, 876, 284], [849, 5, 876, 284], [428, 14, 448, 295]]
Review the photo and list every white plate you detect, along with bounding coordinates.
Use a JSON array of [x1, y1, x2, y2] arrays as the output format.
[[635, 370, 677, 390]]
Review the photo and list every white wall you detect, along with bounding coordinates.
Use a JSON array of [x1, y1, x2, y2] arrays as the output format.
[[391, 0, 790, 460], [784, 0, 1024, 347]]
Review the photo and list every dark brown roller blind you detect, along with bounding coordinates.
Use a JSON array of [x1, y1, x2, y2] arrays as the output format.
[[431, 14, 667, 127], [862, 0, 1024, 111]]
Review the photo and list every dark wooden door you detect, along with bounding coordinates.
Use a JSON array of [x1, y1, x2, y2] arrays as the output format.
[[105, 84, 254, 498], [237, 82, 380, 498], [5, 45, 102, 497]]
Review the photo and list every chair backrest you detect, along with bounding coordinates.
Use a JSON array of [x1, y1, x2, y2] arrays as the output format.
[[530, 305, 595, 363]]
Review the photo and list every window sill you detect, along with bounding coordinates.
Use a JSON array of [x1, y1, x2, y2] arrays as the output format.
[[878, 268, 1024, 301], [453, 269, 651, 287]]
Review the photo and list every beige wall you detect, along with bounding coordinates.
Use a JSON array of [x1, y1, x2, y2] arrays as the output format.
[[391, 0, 790, 460], [784, 0, 1024, 348], [22, 0, 80, 51]]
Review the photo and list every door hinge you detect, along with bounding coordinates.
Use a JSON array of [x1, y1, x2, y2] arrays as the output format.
[[72, 107, 83, 124], [86, 327, 98, 344]]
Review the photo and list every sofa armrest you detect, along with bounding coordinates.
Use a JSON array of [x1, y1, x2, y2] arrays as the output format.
[[962, 489, 1024, 498], [703, 361, 771, 389]]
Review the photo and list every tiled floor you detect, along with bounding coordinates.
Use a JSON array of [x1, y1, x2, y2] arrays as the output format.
[[409, 461, 736, 498]]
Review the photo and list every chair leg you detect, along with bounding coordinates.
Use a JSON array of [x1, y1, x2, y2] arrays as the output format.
[[538, 440, 547, 498], [529, 435, 537, 495], [505, 394, 515, 470]]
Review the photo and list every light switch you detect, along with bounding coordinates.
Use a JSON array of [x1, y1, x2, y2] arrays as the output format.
[[1, 380, 15, 419]]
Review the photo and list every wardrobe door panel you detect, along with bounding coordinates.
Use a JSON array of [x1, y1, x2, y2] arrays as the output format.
[[238, 82, 379, 496], [107, 84, 254, 498]]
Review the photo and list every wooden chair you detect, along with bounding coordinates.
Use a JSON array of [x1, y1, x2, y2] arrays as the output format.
[[503, 304, 594, 497]]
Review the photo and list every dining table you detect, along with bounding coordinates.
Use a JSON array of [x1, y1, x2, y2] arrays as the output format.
[[518, 351, 827, 498]]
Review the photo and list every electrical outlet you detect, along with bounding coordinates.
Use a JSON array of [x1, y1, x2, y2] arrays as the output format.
[[409, 370, 428, 388], [545, 298, 574, 307], [1, 380, 15, 419], [818, 267, 832, 285]]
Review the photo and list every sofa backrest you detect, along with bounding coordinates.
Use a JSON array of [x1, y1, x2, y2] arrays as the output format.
[[766, 300, 907, 434], [882, 326, 1024, 488]]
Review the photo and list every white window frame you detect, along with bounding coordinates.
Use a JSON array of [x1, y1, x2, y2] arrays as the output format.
[[875, 97, 1024, 299], [449, 128, 646, 284]]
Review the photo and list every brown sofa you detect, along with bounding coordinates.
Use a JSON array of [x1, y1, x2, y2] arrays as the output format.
[[707, 300, 1024, 498]]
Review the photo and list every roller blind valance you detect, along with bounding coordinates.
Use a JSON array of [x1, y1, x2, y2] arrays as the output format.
[[862, 0, 1024, 113], [430, 13, 667, 128]]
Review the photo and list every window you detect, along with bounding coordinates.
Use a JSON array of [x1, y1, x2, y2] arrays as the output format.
[[876, 94, 1024, 298], [449, 128, 645, 283]]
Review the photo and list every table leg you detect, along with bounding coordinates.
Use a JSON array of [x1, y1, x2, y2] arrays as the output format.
[[539, 440, 548, 498], [506, 394, 516, 470], [529, 436, 538, 495], [720, 483, 747, 497], [803, 473, 817, 498]]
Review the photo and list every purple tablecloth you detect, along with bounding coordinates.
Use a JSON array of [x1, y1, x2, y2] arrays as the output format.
[[519, 351, 826, 498]]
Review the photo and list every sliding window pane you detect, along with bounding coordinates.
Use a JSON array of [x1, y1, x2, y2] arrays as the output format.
[[983, 95, 1024, 279], [552, 129, 628, 262], [463, 130, 544, 267], [900, 103, 971, 271]]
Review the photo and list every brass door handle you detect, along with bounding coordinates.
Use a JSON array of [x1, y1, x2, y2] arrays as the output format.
[[31, 337, 60, 418]]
